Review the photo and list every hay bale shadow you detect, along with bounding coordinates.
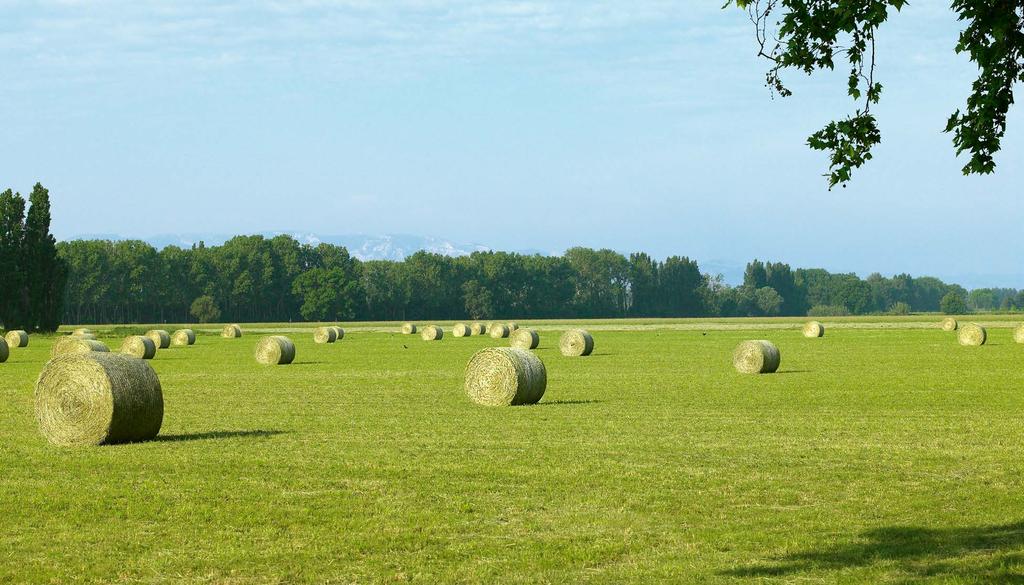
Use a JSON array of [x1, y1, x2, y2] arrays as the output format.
[[154, 430, 288, 443]]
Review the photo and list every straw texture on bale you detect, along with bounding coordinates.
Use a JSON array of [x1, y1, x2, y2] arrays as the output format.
[[313, 327, 338, 344], [73, 328, 93, 336], [330, 326, 345, 341], [0, 337, 7, 363], [510, 328, 540, 350], [1014, 324, 1024, 344], [255, 336, 296, 365], [5, 330, 29, 348], [802, 321, 825, 338], [222, 324, 243, 338], [490, 324, 511, 339], [471, 323, 486, 336], [34, 352, 164, 446], [559, 329, 594, 357], [72, 332, 97, 340], [120, 335, 157, 360], [941, 317, 959, 332], [145, 330, 171, 349], [733, 340, 781, 374], [421, 326, 444, 341], [171, 329, 196, 347], [52, 337, 110, 358], [464, 347, 547, 406], [453, 323, 471, 337], [507, 322, 520, 331], [958, 323, 987, 346], [401, 323, 417, 335]]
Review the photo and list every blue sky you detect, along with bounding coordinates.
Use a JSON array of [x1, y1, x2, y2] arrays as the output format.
[[0, 1, 1020, 287]]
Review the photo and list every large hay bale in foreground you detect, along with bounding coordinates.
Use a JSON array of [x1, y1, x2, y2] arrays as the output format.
[[222, 324, 243, 338], [1014, 324, 1024, 344], [0, 337, 7, 363], [490, 324, 510, 339], [733, 340, 781, 374], [330, 326, 345, 341], [559, 329, 594, 357], [120, 335, 157, 360], [465, 347, 547, 406], [255, 336, 296, 365], [73, 328, 93, 336], [510, 328, 540, 350], [802, 321, 825, 338], [313, 327, 337, 344], [453, 323, 471, 337], [5, 330, 29, 348], [171, 329, 196, 347], [421, 326, 444, 341], [401, 323, 417, 335], [145, 330, 171, 349], [35, 352, 164, 446], [941, 317, 959, 332], [471, 322, 486, 336], [52, 337, 109, 358], [958, 323, 987, 346]]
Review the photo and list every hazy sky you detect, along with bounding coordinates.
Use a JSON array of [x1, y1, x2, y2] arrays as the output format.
[[1, 1, 1020, 287]]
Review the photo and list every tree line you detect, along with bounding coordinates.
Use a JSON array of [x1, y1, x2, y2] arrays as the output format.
[[0, 184, 66, 331], [53, 234, 1008, 326]]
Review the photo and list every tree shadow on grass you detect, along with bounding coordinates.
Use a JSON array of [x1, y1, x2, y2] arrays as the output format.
[[724, 521, 1024, 582], [535, 399, 604, 406], [154, 430, 289, 443]]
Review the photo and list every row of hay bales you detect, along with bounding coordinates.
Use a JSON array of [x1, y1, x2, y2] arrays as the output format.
[[940, 318, 1024, 347], [410, 322, 594, 357]]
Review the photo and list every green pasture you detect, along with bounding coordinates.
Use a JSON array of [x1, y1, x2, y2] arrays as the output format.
[[2, 318, 1024, 583]]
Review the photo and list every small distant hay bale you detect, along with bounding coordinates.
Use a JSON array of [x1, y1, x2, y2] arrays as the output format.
[[958, 323, 987, 346], [802, 321, 825, 338], [490, 324, 511, 339], [0, 337, 7, 363], [120, 335, 156, 360], [559, 329, 594, 357], [453, 323, 471, 337], [34, 352, 163, 446], [471, 322, 486, 336], [1014, 324, 1024, 344], [733, 340, 781, 374], [51, 337, 110, 358], [145, 330, 171, 349], [5, 330, 29, 348], [464, 347, 547, 406], [222, 324, 243, 338], [941, 318, 958, 332], [507, 322, 519, 331], [72, 332, 97, 340], [330, 326, 345, 341], [255, 336, 296, 365], [401, 323, 417, 335], [510, 328, 540, 350], [171, 329, 196, 347], [313, 327, 338, 344], [421, 326, 444, 341], [73, 328, 93, 336]]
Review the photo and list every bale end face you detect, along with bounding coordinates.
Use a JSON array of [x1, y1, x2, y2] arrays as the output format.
[[559, 329, 594, 357], [453, 323, 471, 337], [489, 324, 511, 339], [957, 323, 987, 346], [421, 326, 444, 341], [120, 336, 157, 360], [5, 330, 29, 348], [1014, 324, 1024, 344], [34, 352, 164, 446], [313, 327, 338, 344], [255, 336, 296, 365], [507, 322, 520, 331], [465, 347, 547, 406], [401, 323, 417, 335], [941, 318, 959, 332], [171, 329, 196, 347], [145, 330, 171, 349], [733, 340, 781, 374], [802, 321, 825, 338], [470, 323, 486, 336], [510, 328, 540, 350], [222, 324, 243, 338]]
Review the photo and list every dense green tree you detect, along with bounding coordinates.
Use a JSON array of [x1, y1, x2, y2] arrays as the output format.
[[0, 189, 26, 328], [19, 184, 66, 331], [941, 291, 968, 315], [190, 295, 221, 323]]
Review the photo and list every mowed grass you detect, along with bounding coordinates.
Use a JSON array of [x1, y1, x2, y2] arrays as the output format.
[[2, 321, 1024, 583]]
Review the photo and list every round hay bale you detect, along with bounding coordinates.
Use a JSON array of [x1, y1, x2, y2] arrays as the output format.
[[171, 329, 196, 347], [489, 324, 510, 339], [52, 337, 109, 358], [222, 324, 243, 338], [72, 332, 97, 340], [330, 326, 345, 341], [34, 351, 164, 446], [421, 326, 444, 341], [120, 335, 156, 360], [453, 323, 471, 337], [559, 329, 594, 357], [5, 330, 29, 348], [464, 347, 547, 406], [313, 327, 337, 344], [941, 317, 959, 332], [507, 322, 520, 331], [145, 330, 171, 349], [255, 335, 296, 365], [802, 321, 825, 338], [1014, 324, 1024, 344], [958, 323, 987, 346], [72, 328, 93, 336], [510, 328, 540, 350], [401, 323, 417, 335], [733, 340, 781, 374], [0, 337, 8, 363], [470, 322, 486, 336]]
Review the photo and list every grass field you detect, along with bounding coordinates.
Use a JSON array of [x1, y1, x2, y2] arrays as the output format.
[[3, 317, 1024, 583]]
